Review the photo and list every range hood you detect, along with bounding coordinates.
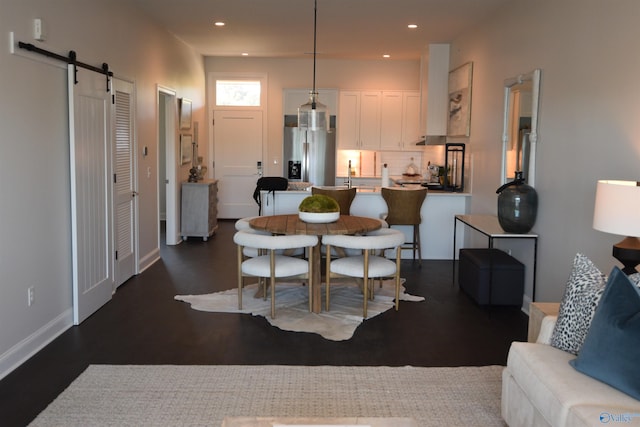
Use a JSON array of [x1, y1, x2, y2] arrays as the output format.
[[419, 44, 450, 143]]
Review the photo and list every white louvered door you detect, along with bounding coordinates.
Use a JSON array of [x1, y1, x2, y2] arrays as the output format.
[[68, 65, 113, 324], [113, 79, 137, 288]]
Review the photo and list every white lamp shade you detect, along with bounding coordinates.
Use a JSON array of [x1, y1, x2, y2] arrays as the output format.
[[593, 180, 640, 237]]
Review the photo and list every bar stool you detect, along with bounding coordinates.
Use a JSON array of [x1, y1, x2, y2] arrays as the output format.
[[311, 186, 356, 215], [381, 187, 427, 265]]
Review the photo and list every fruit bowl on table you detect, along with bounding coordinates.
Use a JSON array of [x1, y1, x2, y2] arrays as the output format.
[[298, 211, 340, 223]]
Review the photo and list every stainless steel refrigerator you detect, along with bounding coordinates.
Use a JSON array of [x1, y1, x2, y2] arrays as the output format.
[[283, 115, 336, 186]]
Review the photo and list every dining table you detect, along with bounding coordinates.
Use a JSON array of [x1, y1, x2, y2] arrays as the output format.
[[249, 214, 382, 313]]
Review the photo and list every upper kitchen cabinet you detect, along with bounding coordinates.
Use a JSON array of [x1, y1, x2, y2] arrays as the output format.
[[380, 91, 421, 151], [283, 88, 338, 116], [338, 91, 381, 150]]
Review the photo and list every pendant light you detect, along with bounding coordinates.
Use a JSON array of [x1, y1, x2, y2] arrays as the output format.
[[298, 0, 328, 131]]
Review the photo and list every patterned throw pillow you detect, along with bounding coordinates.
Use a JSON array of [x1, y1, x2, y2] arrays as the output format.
[[549, 253, 607, 355]]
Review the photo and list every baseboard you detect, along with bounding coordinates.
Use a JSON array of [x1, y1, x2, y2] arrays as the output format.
[[0, 309, 73, 381], [139, 247, 161, 273]]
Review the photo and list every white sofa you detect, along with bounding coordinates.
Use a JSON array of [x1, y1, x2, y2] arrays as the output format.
[[501, 315, 640, 427]]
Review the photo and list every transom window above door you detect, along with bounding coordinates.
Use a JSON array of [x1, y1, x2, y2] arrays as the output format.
[[215, 80, 261, 107]]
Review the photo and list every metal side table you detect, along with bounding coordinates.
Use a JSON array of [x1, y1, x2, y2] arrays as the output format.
[[453, 214, 538, 301]]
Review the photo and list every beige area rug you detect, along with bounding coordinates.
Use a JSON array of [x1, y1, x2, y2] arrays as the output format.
[[175, 280, 424, 341], [30, 364, 506, 426]]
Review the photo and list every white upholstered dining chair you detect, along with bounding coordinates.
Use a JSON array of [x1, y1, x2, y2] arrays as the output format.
[[235, 216, 304, 258], [234, 229, 318, 318], [322, 228, 405, 318]]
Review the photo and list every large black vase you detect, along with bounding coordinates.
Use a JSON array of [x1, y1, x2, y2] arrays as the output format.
[[496, 171, 538, 233]]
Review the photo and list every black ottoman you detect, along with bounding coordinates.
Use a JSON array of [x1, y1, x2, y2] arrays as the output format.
[[458, 248, 524, 306]]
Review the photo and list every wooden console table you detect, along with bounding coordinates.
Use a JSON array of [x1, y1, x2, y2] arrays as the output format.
[[453, 214, 539, 301]]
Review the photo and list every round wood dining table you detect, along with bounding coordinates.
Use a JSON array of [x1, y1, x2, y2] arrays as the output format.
[[249, 214, 382, 313]]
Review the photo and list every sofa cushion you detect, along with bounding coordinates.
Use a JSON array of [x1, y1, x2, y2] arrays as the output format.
[[570, 267, 640, 400], [506, 342, 640, 426], [550, 253, 607, 355]]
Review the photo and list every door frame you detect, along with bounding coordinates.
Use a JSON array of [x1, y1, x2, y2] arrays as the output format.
[[206, 72, 268, 181], [157, 85, 180, 245]]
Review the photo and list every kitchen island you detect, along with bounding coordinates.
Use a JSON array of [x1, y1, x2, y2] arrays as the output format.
[[260, 186, 470, 259]]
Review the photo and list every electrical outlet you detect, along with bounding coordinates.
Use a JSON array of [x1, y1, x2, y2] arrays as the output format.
[[27, 287, 35, 307]]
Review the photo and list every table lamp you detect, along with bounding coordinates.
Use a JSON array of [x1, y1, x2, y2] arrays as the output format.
[[593, 180, 640, 274]]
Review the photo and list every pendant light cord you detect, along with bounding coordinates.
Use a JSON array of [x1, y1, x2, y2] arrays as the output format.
[[312, 0, 318, 109]]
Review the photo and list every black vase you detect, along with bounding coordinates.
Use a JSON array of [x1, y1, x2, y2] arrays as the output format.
[[496, 171, 538, 233]]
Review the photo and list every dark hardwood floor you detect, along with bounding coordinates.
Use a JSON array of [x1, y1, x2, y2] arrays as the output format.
[[0, 219, 528, 426]]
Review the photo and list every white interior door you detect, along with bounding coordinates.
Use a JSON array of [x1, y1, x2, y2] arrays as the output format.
[[68, 65, 113, 325], [214, 110, 263, 218], [159, 88, 180, 245], [113, 78, 137, 287]]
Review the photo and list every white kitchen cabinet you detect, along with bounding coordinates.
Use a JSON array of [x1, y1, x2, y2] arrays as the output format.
[[402, 92, 422, 147], [181, 179, 218, 241], [380, 91, 421, 151], [283, 88, 338, 116], [337, 91, 381, 150], [380, 92, 403, 150]]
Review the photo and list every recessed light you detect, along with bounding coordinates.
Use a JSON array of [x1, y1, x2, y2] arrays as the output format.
[[214, 21, 225, 27], [241, 53, 249, 56], [383, 54, 391, 58], [408, 24, 418, 29]]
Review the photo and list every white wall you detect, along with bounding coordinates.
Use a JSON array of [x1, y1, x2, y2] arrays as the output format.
[[450, 0, 640, 301], [204, 57, 420, 176], [0, 0, 205, 378]]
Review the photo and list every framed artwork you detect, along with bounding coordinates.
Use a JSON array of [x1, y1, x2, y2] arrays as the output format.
[[180, 133, 193, 165], [447, 62, 473, 137], [179, 98, 192, 130]]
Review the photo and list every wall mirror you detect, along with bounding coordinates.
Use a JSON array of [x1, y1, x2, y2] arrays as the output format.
[[501, 69, 541, 186]]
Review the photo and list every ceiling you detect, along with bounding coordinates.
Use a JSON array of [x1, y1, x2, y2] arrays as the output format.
[[129, 0, 511, 60]]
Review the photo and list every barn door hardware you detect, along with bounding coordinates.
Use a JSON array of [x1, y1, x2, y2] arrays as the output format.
[[18, 41, 113, 90]]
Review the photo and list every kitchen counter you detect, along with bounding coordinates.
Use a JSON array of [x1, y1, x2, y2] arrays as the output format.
[[260, 187, 470, 259], [314, 185, 469, 196], [335, 175, 468, 193]]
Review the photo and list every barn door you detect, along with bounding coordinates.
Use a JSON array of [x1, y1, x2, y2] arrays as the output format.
[[68, 64, 113, 324]]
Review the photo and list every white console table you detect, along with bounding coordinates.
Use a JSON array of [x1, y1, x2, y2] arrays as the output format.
[[453, 214, 538, 301]]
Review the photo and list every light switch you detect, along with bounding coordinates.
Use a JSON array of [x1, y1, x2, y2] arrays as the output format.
[[33, 18, 45, 41]]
